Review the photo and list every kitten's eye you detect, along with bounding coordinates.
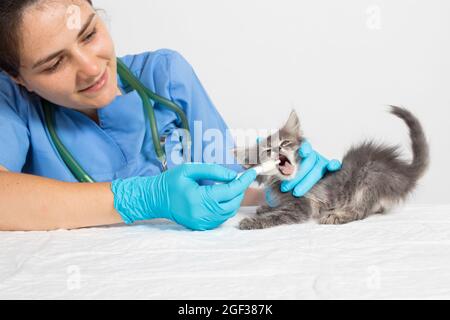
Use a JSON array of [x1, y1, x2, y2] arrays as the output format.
[[280, 140, 293, 148]]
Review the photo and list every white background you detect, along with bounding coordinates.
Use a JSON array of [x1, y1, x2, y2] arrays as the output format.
[[95, 0, 449, 205]]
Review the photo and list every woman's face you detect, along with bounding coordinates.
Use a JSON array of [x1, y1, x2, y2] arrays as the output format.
[[13, 0, 120, 111]]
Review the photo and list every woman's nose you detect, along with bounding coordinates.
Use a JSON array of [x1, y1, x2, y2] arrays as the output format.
[[75, 52, 102, 79]]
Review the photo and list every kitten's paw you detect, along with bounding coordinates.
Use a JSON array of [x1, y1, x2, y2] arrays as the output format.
[[239, 217, 262, 230], [319, 213, 345, 225], [256, 205, 272, 215]]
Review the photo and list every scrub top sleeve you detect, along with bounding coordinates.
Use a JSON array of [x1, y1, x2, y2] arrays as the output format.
[[0, 87, 31, 173], [167, 51, 245, 173]]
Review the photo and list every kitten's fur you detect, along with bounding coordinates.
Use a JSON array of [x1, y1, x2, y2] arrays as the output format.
[[234, 106, 429, 230]]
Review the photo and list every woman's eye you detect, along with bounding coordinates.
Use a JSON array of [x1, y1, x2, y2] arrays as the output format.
[[46, 58, 63, 73], [43, 29, 97, 74], [84, 28, 97, 42]]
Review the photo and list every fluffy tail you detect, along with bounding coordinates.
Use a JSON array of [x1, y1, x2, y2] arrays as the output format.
[[389, 105, 429, 179]]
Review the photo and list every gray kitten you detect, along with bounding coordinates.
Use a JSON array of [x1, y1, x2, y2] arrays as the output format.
[[234, 106, 429, 230]]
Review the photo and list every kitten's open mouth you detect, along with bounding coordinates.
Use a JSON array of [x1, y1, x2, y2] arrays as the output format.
[[278, 154, 294, 176]]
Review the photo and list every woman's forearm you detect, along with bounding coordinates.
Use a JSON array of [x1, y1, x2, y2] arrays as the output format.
[[0, 170, 122, 231], [0, 168, 266, 231]]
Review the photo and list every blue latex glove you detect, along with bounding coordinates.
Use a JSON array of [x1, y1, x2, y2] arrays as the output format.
[[280, 140, 341, 197], [264, 185, 280, 208], [264, 140, 341, 207], [111, 163, 256, 231]]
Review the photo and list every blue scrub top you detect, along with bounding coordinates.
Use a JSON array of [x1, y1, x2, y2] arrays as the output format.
[[0, 49, 244, 182]]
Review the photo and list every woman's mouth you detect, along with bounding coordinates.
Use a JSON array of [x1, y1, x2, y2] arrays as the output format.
[[278, 154, 294, 176], [79, 69, 108, 94]]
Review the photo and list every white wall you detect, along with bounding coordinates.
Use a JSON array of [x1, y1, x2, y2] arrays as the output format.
[[95, 0, 450, 205]]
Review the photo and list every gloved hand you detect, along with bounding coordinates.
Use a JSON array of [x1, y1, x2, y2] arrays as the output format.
[[280, 140, 341, 197], [264, 185, 280, 208], [111, 163, 256, 231], [265, 140, 341, 207]]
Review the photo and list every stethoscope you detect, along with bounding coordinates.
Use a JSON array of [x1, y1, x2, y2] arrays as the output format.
[[41, 57, 191, 183]]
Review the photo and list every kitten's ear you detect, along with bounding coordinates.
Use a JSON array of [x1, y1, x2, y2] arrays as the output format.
[[230, 146, 252, 169], [281, 109, 302, 139]]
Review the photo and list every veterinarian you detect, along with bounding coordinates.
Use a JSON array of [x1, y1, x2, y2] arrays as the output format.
[[0, 0, 340, 231]]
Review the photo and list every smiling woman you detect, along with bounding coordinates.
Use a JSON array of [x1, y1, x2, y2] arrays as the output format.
[[0, 0, 122, 121], [0, 0, 267, 231], [0, 0, 336, 232]]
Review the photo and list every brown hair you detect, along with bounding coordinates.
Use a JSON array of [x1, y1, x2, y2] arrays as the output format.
[[0, 0, 93, 78]]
